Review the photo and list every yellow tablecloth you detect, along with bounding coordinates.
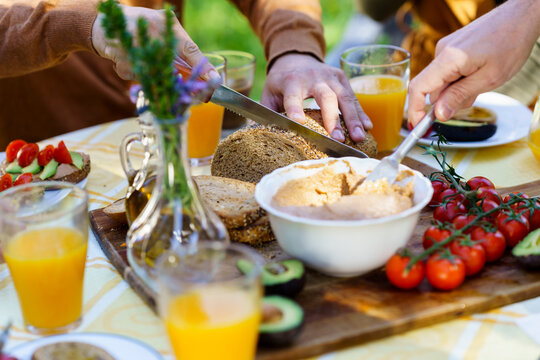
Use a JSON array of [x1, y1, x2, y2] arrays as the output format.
[[2, 118, 540, 359]]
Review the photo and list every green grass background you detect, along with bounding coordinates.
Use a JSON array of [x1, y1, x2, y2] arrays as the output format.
[[183, 0, 354, 100]]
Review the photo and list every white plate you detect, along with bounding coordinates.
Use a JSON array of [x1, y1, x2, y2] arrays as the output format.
[[0, 152, 87, 189], [6, 332, 163, 360], [400, 92, 532, 149]]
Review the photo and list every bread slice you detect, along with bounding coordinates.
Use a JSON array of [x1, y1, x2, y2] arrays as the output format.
[[32, 341, 114, 360], [303, 109, 377, 158], [103, 198, 128, 224], [211, 127, 327, 184], [193, 175, 263, 228], [228, 216, 275, 245]]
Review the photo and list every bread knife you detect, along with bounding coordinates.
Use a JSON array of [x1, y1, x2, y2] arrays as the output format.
[[174, 58, 368, 159]]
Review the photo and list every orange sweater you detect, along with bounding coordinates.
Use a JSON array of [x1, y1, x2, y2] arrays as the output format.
[[0, 0, 325, 148]]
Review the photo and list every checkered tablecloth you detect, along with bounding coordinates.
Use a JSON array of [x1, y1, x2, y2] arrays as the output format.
[[2, 118, 540, 359]]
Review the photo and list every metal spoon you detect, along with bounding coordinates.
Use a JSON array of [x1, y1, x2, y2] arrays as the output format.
[[365, 106, 436, 184]]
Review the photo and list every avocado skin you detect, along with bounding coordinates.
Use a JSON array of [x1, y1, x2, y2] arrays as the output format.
[[41, 159, 59, 180], [264, 260, 306, 297], [21, 158, 41, 174], [433, 121, 496, 142], [5, 161, 23, 174], [238, 259, 306, 298], [515, 255, 540, 270], [259, 296, 304, 348]]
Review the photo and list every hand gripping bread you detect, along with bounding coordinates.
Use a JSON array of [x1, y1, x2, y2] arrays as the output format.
[[211, 109, 377, 183]]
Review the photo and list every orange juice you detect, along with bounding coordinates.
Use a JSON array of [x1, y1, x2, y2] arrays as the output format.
[[528, 128, 540, 162], [166, 287, 260, 360], [4, 227, 87, 329], [187, 102, 225, 159], [350, 74, 407, 151]]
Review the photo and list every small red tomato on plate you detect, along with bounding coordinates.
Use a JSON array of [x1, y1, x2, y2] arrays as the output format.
[[0, 173, 13, 192], [471, 226, 506, 262], [423, 224, 452, 250], [433, 201, 467, 223], [429, 179, 449, 206], [467, 176, 495, 190], [17, 143, 39, 167], [5, 139, 27, 163], [496, 211, 529, 248], [53, 140, 73, 164], [426, 253, 466, 291], [13, 172, 34, 186], [449, 239, 486, 276], [38, 144, 55, 166]]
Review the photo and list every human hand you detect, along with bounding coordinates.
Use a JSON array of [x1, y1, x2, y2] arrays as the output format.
[[91, 5, 219, 81], [408, 0, 540, 127], [262, 53, 372, 142]]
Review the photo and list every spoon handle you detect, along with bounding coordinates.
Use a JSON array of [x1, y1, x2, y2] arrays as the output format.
[[391, 106, 436, 163]]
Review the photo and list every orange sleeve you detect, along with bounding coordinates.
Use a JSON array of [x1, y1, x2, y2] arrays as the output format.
[[231, 0, 326, 70], [0, 0, 98, 78]]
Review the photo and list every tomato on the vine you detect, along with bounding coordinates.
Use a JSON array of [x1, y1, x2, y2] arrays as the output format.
[[429, 179, 449, 206], [476, 187, 501, 205], [452, 214, 477, 233], [449, 239, 486, 276], [437, 188, 465, 205], [475, 199, 500, 221], [423, 224, 452, 249], [13, 173, 33, 186], [471, 226, 506, 262], [433, 201, 467, 223], [467, 176, 495, 190], [385, 254, 425, 290], [17, 143, 39, 167], [0, 173, 13, 192], [528, 201, 540, 231], [5, 139, 26, 163], [496, 211, 529, 248], [426, 253, 466, 291]]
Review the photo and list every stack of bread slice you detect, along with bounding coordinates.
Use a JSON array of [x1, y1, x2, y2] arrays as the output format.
[[193, 175, 274, 245]]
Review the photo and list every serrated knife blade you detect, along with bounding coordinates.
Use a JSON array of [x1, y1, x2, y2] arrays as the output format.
[[210, 85, 368, 159]]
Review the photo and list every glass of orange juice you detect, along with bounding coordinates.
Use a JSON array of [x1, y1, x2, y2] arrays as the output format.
[[527, 98, 540, 162], [340, 45, 410, 152], [157, 242, 264, 360], [185, 53, 227, 167], [0, 182, 88, 334]]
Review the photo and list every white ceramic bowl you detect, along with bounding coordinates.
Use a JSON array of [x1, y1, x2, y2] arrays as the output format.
[[255, 157, 433, 277]]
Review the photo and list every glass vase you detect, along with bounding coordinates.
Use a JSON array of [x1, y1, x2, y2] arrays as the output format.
[[126, 112, 229, 290]]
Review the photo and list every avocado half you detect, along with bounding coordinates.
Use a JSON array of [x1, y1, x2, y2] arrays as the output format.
[[433, 119, 497, 142], [238, 259, 306, 297], [259, 295, 304, 347], [513, 228, 540, 269]]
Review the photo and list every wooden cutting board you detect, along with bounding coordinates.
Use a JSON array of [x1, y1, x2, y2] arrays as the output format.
[[89, 157, 540, 360]]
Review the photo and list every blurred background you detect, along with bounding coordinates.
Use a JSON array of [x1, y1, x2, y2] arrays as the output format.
[[184, 0, 406, 101]]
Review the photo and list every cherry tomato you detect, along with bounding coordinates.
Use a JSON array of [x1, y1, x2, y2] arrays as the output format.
[[429, 179, 449, 206], [452, 214, 477, 233], [385, 254, 425, 290], [0, 173, 13, 192], [423, 225, 452, 249], [5, 139, 26, 163], [433, 201, 467, 223], [53, 140, 73, 164], [449, 240, 486, 276], [17, 143, 39, 167], [426, 253, 466, 291], [467, 176, 495, 190], [471, 227, 506, 262], [529, 201, 540, 231], [13, 173, 33, 186], [496, 211, 529, 248], [503, 192, 530, 215], [475, 199, 500, 221], [437, 188, 465, 205], [37, 144, 55, 166], [476, 187, 501, 205]]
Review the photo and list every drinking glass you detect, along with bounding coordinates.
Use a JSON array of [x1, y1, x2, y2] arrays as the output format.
[[341, 45, 410, 152], [528, 98, 540, 162], [185, 53, 227, 167], [214, 50, 256, 129], [157, 242, 264, 360], [0, 182, 88, 334]]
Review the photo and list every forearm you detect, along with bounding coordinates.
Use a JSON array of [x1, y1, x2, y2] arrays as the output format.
[[356, 0, 406, 22], [0, 0, 98, 78], [231, 0, 325, 69]]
